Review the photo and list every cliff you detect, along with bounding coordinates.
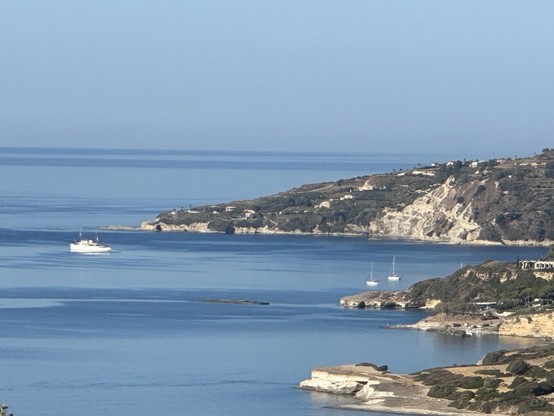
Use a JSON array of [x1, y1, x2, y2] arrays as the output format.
[[141, 148, 554, 246], [394, 311, 554, 339], [500, 313, 554, 339]]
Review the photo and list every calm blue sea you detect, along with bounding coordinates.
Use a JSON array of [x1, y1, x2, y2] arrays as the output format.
[[0, 148, 546, 416]]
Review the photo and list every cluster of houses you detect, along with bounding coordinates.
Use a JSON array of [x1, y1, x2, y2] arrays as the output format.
[[519, 259, 554, 271]]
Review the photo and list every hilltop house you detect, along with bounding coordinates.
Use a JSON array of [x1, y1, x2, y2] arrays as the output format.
[[520, 260, 554, 271]]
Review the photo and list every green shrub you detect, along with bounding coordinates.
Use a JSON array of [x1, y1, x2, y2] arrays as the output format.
[[481, 350, 509, 365], [479, 401, 496, 414], [208, 219, 235, 233], [473, 184, 487, 198], [485, 378, 501, 389], [525, 365, 551, 379], [459, 376, 484, 389], [502, 381, 550, 400], [476, 369, 505, 377], [428, 384, 457, 399], [355, 362, 388, 372], [531, 382, 554, 396], [415, 369, 464, 387], [448, 399, 468, 409], [475, 387, 500, 402], [509, 376, 528, 389], [448, 390, 476, 409], [516, 397, 554, 413], [507, 357, 531, 375]]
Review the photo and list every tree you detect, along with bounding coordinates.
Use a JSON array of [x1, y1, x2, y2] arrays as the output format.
[[537, 284, 554, 303], [520, 288, 535, 307]]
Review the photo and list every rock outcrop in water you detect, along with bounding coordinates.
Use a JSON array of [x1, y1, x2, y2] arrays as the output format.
[[0, 404, 13, 416], [141, 149, 554, 246]]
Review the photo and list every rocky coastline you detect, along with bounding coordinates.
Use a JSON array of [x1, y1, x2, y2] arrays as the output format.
[[390, 312, 554, 339], [135, 149, 554, 246], [300, 257, 554, 414], [299, 343, 554, 415], [300, 364, 490, 415], [299, 310, 554, 415], [111, 150, 554, 413]]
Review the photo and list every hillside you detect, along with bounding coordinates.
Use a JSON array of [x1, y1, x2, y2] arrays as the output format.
[[340, 258, 554, 315], [141, 148, 554, 245]]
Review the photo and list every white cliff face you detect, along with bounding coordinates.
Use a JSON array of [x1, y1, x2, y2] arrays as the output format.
[[499, 312, 554, 338], [355, 381, 394, 401], [299, 366, 379, 395], [140, 221, 211, 232], [368, 178, 488, 243], [299, 374, 363, 395]]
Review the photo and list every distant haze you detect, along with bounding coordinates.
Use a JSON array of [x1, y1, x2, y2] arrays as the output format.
[[1, 1, 552, 159]]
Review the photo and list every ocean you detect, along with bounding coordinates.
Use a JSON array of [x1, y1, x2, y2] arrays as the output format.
[[0, 148, 546, 416]]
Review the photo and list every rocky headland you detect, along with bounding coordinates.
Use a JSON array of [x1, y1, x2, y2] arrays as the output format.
[[299, 343, 554, 415], [140, 148, 554, 246], [340, 258, 554, 338], [339, 259, 551, 311]]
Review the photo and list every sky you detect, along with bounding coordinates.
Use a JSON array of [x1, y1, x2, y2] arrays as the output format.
[[1, 1, 553, 159]]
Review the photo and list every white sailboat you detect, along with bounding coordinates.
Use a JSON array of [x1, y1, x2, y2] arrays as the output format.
[[387, 256, 401, 281], [366, 262, 379, 286]]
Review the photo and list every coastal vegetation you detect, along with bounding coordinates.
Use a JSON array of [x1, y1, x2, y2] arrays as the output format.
[[408, 261, 554, 314], [299, 344, 554, 415], [143, 149, 554, 246], [415, 344, 554, 414], [341, 256, 554, 316]]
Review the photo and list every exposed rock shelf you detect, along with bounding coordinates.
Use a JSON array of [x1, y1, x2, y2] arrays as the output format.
[[202, 298, 269, 305], [300, 364, 488, 415], [299, 344, 554, 415]]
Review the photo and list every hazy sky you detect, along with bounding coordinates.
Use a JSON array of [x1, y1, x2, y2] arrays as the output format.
[[1, 1, 552, 158]]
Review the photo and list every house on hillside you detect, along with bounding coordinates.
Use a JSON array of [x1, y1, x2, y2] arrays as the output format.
[[520, 260, 554, 271]]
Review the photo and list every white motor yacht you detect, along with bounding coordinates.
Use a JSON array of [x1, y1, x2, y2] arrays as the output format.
[[69, 235, 111, 253]]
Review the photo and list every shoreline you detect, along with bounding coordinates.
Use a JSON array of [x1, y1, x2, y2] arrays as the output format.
[[300, 342, 554, 415], [390, 312, 554, 340], [103, 224, 554, 247], [300, 365, 493, 416]]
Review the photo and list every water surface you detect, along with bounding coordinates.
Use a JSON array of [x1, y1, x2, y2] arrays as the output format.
[[0, 148, 545, 415]]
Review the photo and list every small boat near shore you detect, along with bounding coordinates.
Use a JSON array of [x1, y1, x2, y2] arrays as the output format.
[[366, 262, 379, 287], [387, 256, 401, 281], [69, 234, 111, 253]]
